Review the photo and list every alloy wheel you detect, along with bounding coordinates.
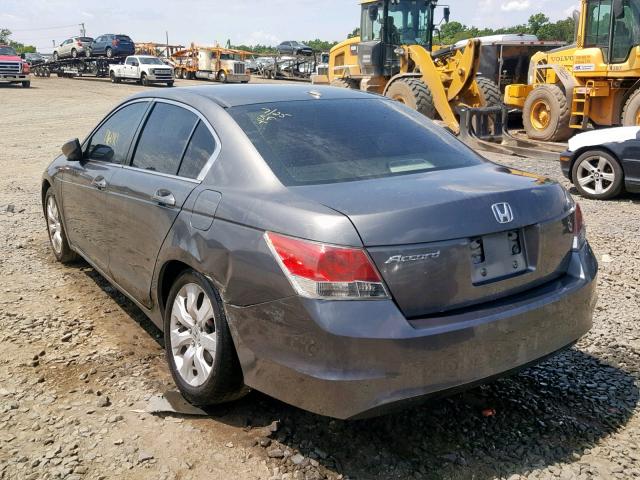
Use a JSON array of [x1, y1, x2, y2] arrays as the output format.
[[576, 155, 616, 196], [170, 283, 217, 387], [46, 195, 63, 255]]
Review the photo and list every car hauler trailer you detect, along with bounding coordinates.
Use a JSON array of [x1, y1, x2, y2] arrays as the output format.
[[31, 54, 129, 78], [171, 45, 250, 83]]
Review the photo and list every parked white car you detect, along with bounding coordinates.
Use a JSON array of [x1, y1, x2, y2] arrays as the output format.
[[110, 55, 174, 86]]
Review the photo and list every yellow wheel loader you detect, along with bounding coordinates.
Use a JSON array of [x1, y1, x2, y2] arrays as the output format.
[[324, 0, 502, 135], [505, 0, 640, 141]]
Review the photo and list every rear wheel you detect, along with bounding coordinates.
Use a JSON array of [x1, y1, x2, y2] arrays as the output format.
[[106, 47, 113, 59], [572, 149, 624, 199], [110, 71, 118, 83], [522, 84, 572, 142], [385, 77, 436, 119], [22, 81, 30, 88], [166, 81, 174, 87], [44, 189, 77, 263], [71, 48, 77, 58], [164, 270, 247, 406], [53, 51, 59, 61], [621, 88, 640, 126]]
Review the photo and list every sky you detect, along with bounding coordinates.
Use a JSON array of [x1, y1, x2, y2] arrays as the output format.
[[2, 0, 581, 53]]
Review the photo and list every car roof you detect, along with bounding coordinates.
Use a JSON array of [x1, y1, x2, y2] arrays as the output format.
[[128, 84, 378, 108]]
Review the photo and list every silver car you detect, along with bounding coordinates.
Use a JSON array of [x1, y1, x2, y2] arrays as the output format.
[[53, 37, 94, 60], [41, 85, 597, 419]]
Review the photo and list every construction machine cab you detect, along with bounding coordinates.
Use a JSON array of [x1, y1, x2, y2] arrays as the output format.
[[584, 0, 640, 64], [358, 0, 441, 77]]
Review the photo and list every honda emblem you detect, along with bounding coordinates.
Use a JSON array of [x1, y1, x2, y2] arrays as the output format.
[[491, 203, 514, 224]]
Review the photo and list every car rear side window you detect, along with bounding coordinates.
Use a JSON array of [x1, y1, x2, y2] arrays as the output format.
[[178, 121, 216, 179], [131, 103, 199, 175], [85, 102, 148, 164], [228, 98, 484, 186]]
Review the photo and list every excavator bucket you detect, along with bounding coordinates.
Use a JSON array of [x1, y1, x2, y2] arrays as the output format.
[[458, 106, 568, 161]]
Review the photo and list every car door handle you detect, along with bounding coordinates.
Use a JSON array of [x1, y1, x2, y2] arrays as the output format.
[[152, 189, 176, 207], [91, 177, 107, 190]]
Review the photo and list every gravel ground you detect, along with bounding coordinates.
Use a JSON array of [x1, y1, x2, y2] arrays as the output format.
[[0, 77, 639, 480]]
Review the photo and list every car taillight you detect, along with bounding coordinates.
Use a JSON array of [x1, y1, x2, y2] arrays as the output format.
[[77, 41, 82, 46], [265, 232, 388, 299], [572, 203, 586, 249]]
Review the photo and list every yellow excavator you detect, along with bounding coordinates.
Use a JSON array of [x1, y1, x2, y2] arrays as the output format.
[[322, 0, 502, 135], [505, 0, 640, 141]]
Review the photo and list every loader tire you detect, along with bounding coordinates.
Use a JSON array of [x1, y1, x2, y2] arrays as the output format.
[[385, 77, 436, 119], [621, 88, 640, 126], [330, 78, 356, 89], [522, 84, 573, 142], [476, 77, 502, 107]]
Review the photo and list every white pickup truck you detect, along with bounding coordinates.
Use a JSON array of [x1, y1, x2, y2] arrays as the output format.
[[109, 55, 174, 86]]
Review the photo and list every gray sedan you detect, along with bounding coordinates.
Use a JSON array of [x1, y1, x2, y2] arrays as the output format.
[[42, 85, 597, 419]]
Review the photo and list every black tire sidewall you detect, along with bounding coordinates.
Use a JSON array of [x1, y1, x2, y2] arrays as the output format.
[[572, 150, 624, 199], [163, 270, 243, 405]]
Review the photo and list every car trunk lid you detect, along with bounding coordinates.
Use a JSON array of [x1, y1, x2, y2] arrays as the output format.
[[292, 164, 575, 317]]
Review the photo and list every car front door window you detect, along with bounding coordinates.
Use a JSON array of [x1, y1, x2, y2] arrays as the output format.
[[86, 102, 149, 164]]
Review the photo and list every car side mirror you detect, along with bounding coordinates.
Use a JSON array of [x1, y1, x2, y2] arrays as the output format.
[[61, 138, 83, 161]]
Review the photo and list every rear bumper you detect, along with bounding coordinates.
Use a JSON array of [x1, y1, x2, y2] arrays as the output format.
[[225, 243, 598, 419], [0, 74, 28, 83]]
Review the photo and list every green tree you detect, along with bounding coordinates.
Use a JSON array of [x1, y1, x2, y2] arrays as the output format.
[[527, 13, 550, 36], [347, 27, 361, 39], [0, 28, 11, 44]]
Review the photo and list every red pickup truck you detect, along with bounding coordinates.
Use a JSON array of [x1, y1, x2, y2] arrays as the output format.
[[0, 45, 30, 87]]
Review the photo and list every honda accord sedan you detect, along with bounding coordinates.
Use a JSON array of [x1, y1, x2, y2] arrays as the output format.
[[42, 85, 597, 419]]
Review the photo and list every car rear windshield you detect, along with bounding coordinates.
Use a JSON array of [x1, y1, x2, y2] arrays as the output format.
[[116, 35, 132, 42], [228, 98, 484, 186]]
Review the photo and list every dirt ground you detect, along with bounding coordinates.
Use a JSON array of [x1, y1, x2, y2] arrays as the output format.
[[0, 76, 639, 480]]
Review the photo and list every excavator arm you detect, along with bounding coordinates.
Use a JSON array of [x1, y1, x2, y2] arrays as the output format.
[[403, 39, 482, 134]]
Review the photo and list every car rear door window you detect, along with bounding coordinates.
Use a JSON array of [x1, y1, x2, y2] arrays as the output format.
[[178, 121, 216, 179], [85, 101, 148, 164], [131, 103, 199, 175]]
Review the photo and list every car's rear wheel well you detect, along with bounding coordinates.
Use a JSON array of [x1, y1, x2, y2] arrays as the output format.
[[159, 260, 193, 314], [568, 146, 619, 181]]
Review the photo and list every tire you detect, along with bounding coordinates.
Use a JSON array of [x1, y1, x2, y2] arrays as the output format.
[[571, 149, 624, 200], [476, 77, 502, 107], [621, 88, 640, 125], [110, 71, 117, 83], [218, 70, 227, 83], [44, 189, 78, 263], [71, 48, 77, 58], [166, 81, 174, 87], [53, 51, 58, 61], [330, 78, 356, 89], [141, 73, 149, 86], [385, 77, 436, 119], [106, 47, 113, 59], [522, 84, 573, 142], [164, 270, 247, 406], [22, 81, 30, 88]]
